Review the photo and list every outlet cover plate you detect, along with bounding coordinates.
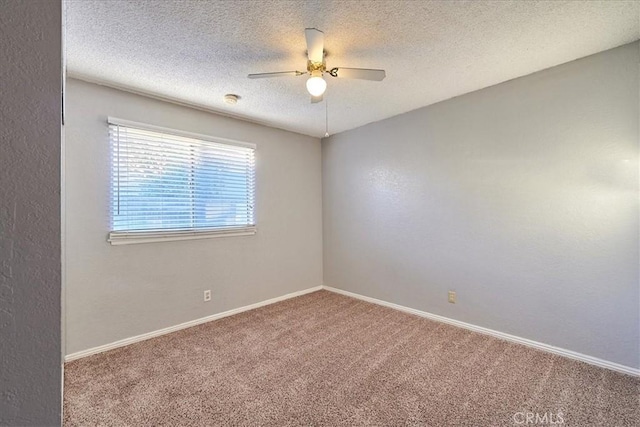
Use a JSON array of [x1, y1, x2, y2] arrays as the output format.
[[448, 291, 456, 304]]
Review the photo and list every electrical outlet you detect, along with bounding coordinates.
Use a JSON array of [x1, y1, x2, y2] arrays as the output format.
[[204, 290, 211, 302], [448, 291, 456, 304]]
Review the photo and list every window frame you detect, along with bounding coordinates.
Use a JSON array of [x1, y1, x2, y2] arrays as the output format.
[[107, 117, 257, 245]]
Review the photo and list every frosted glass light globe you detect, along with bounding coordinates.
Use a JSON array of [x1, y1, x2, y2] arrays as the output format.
[[306, 76, 327, 97]]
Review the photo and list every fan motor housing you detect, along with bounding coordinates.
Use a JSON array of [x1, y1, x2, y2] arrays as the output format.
[[307, 60, 326, 73]]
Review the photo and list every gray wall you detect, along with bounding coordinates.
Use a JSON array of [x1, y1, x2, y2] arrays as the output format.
[[64, 79, 323, 355], [0, 0, 62, 425], [323, 42, 639, 369]]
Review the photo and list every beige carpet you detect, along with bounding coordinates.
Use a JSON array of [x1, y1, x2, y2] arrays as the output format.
[[64, 290, 639, 426]]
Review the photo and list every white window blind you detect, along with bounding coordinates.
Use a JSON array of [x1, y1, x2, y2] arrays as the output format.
[[108, 118, 256, 245]]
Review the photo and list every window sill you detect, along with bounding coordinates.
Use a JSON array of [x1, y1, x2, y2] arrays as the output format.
[[108, 226, 256, 245]]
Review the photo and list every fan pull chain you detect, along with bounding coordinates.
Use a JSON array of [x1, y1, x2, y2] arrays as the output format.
[[324, 98, 329, 137]]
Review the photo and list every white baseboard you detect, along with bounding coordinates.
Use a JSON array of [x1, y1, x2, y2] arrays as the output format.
[[65, 284, 639, 377], [322, 286, 640, 377], [64, 286, 322, 362]]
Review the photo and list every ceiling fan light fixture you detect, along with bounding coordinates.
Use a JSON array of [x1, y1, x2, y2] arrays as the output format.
[[247, 28, 385, 103], [306, 73, 327, 97]]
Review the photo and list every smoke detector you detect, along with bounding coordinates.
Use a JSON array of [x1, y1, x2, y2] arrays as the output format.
[[224, 94, 239, 105]]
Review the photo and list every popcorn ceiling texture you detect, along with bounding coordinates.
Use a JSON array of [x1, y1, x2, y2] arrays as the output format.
[[0, 0, 62, 424], [64, 291, 640, 426], [64, 0, 640, 137]]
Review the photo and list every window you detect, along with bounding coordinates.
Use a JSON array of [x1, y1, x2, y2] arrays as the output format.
[[108, 118, 256, 245]]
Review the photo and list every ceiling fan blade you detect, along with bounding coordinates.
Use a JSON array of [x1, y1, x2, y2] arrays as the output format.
[[329, 67, 386, 81], [305, 28, 324, 63], [310, 94, 323, 104], [248, 71, 306, 79]]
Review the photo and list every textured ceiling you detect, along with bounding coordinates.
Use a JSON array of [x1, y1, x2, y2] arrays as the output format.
[[65, 0, 639, 138]]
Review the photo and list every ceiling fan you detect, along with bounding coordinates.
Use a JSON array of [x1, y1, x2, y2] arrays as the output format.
[[248, 28, 386, 103]]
